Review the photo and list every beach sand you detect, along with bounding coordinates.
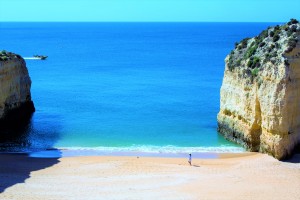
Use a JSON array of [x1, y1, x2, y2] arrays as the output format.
[[0, 152, 299, 200]]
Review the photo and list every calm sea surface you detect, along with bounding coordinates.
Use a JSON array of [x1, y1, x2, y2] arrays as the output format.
[[0, 22, 278, 153]]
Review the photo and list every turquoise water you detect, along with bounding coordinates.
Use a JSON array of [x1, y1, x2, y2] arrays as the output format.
[[0, 22, 278, 153]]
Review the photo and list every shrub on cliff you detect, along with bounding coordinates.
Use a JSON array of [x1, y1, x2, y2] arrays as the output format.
[[251, 67, 259, 77], [228, 53, 235, 71], [247, 56, 260, 69], [273, 34, 280, 42], [259, 41, 266, 47], [237, 38, 250, 50], [255, 30, 268, 45], [290, 25, 297, 32], [0, 56, 8, 61], [285, 37, 298, 53], [245, 44, 258, 59], [288, 18, 299, 25]]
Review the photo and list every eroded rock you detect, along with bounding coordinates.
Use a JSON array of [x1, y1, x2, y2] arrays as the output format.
[[0, 51, 35, 128], [217, 19, 300, 160]]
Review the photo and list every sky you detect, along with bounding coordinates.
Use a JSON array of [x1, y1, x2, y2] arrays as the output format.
[[0, 0, 299, 22]]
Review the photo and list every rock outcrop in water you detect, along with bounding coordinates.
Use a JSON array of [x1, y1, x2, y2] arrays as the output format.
[[0, 51, 35, 128], [217, 19, 300, 160]]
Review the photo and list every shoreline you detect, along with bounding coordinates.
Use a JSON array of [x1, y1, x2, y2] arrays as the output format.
[[0, 144, 246, 158], [0, 148, 249, 159]]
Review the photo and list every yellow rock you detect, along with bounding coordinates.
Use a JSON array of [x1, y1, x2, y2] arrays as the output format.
[[218, 20, 300, 160], [0, 53, 35, 124]]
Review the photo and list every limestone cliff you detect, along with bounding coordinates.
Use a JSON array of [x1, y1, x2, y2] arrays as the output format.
[[0, 51, 35, 128], [217, 19, 300, 160]]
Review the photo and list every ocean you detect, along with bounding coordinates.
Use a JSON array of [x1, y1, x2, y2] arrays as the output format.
[[0, 22, 278, 155]]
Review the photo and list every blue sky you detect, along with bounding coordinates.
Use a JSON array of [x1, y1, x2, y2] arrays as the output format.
[[0, 0, 299, 22]]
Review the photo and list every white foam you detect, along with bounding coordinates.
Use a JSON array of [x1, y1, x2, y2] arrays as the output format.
[[55, 145, 245, 153], [23, 57, 41, 60]]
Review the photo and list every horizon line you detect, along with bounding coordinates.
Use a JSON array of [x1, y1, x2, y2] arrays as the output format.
[[0, 21, 284, 23]]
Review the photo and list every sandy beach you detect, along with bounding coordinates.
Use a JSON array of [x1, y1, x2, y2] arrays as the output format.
[[0, 152, 299, 200]]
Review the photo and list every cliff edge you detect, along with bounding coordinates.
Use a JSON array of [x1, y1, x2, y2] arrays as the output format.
[[217, 19, 300, 160], [0, 51, 35, 128]]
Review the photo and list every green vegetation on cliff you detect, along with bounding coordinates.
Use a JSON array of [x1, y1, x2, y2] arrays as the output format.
[[0, 50, 22, 61], [227, 19, 300, 77]]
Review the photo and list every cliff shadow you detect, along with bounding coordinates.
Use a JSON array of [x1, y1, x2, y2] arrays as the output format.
[[0, 152, 61, 193], [0, 111, 62, 152], [0, 112, 63, 193], [0, 112, 34, 151], [283, 145, 300, 163]]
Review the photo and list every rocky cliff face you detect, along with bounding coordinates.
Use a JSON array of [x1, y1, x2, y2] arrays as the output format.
[[217, 19, 300, 160], [0, 51, 35, 127]]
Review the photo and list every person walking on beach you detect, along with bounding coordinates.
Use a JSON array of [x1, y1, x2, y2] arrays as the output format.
[[188, 153, 192, 166]]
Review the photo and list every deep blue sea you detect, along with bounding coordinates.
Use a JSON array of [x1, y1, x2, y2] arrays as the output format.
[[0, 22, 278, 154]]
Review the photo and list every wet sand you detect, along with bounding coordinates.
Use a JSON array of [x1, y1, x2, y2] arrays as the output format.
[[0, 152, 299, 200]]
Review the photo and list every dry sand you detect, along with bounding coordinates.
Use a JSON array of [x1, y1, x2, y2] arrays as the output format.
[[0, 152, 299, 200]]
